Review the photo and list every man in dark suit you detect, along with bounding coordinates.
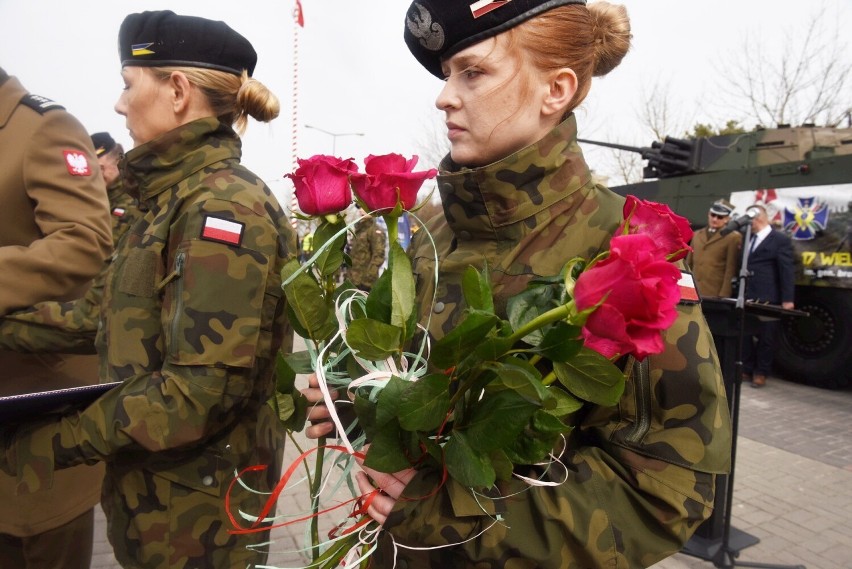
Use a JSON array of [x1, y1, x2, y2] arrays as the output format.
[[742, 204, 795, 387]]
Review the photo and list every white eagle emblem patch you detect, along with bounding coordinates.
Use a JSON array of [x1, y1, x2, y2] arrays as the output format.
[[63, 150, 91, 176]]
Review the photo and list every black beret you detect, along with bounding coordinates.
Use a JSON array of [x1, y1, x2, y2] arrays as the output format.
[[118, 10, 257, 76], [90, 132, 116, 156], [404, 0, 587, 78], [709, 199, 735, 217]]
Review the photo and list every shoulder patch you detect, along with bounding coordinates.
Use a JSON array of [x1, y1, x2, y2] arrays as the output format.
[[112, 207, 126, 217], [19, 93, 65, 114], [678, 270, 701, 305], [63, 150, 91, 176], [201, 215, 244, 247]]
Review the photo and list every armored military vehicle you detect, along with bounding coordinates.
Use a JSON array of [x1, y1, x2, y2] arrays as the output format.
[[580, 125, 852, 389]]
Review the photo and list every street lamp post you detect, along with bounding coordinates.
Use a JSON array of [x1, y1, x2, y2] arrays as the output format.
[[304, 124, 364, 155]]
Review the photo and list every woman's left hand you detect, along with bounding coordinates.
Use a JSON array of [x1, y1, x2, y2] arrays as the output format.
[[355, 453, 416, 526]]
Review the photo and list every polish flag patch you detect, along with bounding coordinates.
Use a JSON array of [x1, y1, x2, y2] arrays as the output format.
[[470, 0, 512, 18], [112, 207, 126, 217], [63, 150, 91, 176], [677, 271, 700, 304], [201, 216, 244, 246]]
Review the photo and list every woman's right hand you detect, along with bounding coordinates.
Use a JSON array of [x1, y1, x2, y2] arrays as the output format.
[[301, 373, 338, 439]]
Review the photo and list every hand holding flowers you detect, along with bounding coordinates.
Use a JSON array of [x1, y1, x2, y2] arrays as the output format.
[[233, 149, 693, 568]]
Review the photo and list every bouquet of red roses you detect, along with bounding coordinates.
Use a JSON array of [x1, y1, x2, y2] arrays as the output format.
[[229, 153, 693, 569]]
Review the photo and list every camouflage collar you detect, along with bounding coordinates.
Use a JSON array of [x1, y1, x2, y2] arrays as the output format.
[[122, 117, 241, 202], [436, 114, 591, 238]]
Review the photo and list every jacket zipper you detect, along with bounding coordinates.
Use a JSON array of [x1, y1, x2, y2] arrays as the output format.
[[157, 252, 186, 354], [625, 358, 652, 444]]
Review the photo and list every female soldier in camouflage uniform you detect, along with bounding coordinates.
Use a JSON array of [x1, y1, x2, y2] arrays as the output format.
[[1, 11, 296, 569], [307, 1, 732, 568]]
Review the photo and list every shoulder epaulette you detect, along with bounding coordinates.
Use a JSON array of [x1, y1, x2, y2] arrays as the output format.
[[19, 93, 65, 114]]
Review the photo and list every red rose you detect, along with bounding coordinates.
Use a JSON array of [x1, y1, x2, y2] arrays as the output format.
[[285, 155, 357, 216], [620, 195, 693, 262], [350, 153, 437, 212], [574, 233, 681, 360]]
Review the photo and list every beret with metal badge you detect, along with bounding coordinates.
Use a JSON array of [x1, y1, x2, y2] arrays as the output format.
[[404, 0, 587, 78]]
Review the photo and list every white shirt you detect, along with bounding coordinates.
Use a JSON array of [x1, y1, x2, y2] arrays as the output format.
[[750, 225, 772, 252]]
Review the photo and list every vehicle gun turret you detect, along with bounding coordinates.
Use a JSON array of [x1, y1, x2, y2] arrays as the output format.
[[580, 125, 852, 389]]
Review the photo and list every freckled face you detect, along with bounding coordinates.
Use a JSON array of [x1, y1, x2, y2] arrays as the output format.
[[114, 67, 178, 147], [435, 36, 552, 167]]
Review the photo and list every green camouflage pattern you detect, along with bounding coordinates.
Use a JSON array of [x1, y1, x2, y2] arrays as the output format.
[[348, 216, 386, 289], [108, 177, 143, 245], [373, 115, 732, 568], [2, 118, 296, 569], [0, 180, 140, 354]]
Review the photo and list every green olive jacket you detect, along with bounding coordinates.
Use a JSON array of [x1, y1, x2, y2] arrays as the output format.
[[375, 115, 732, 569], [3, 118, 296, 569]]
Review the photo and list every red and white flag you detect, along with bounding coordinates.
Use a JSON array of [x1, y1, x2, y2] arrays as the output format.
[[470, 0, 512, 19], [201, 216, 244, 246], [294, 0, 305, 27], [677, 271, 700, 304]]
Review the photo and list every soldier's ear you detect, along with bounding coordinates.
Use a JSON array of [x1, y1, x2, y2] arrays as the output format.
[[167, 71, 191, 114], [541, 67, 577, 118]]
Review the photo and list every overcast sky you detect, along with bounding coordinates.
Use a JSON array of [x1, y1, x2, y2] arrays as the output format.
[[1, 0, 850, 205]]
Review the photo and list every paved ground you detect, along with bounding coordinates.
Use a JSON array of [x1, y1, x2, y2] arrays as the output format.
[[92, 374, 852, 569]]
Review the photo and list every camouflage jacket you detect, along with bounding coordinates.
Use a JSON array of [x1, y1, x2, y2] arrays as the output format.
[[374, 115, 732, 569], [348, 216, 386, 289], [107, 176, 143, 245], [2, 118, 296, 569]]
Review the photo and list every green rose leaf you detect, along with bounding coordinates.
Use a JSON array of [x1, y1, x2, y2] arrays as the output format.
[[490, 448, 514, 482], [313, 219, 347, 278], [463, 389, 538, 452], [536, 321, 583, 362], [553, 347, 625, 406], [461, 265, 494, 313], [431, 310, 500, 369], [375, 375, 407, 427], [444, 431, 495, 489], [486, 360, 553, 408], [505, 428, 559, 465], [531, 409, 570, 435], [365, 268, 393, 323], [281, 258, 337, 343], [346, 318, 402, 360], [397, 374, 451, 432], [546, 387, 584, 418], [363, 420, 412, 473], [506, 284, 557, 347], [388, 241, 417, 338], [354, 392, 378, 438]]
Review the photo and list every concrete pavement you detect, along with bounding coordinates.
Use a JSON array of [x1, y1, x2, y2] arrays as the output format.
[[91, 375, 852, 569]]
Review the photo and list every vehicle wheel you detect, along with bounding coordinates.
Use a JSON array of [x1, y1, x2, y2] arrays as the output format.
[[775, 287, 852, 389]]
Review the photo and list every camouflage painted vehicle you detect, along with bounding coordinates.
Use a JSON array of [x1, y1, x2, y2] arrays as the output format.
[[581, 125, 852, 389]]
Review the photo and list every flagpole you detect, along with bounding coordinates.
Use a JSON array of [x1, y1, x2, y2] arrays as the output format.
[[289, 0, 303, 233]]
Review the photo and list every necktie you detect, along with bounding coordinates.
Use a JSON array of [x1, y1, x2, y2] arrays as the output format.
[[749, 234, 757, 252]]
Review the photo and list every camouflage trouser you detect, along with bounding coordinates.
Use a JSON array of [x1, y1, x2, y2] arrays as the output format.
[[101, 464, 276, 569]]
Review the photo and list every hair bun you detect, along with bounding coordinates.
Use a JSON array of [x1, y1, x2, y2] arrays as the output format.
[[588, 1, 631, 77]]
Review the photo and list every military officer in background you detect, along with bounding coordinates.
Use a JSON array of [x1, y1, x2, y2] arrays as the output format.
[[687, 199, 743, 297], [91, 131, 142, 244], [0, 133, 142, 354], [348, 212, 387, 291], [0, 67, 112, 569]]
